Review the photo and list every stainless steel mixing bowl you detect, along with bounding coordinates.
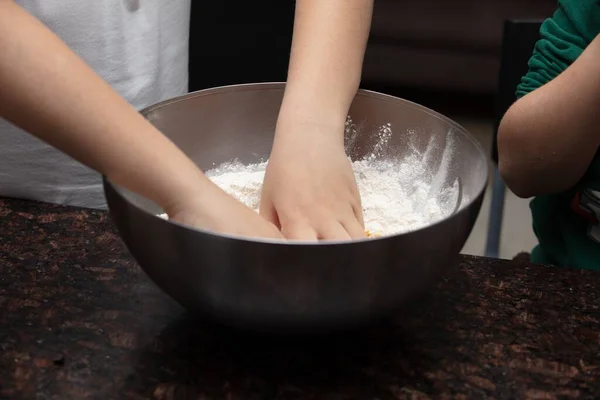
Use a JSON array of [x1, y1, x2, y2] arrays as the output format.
[[103, 83, 488, 331]]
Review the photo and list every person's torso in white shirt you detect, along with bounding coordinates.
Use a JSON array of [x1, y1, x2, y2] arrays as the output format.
[[0, 0, 191, 209]]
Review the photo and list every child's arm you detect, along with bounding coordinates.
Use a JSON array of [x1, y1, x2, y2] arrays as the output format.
[[498, 30, 600, 199], [0, 1, 282, 238], [278, 0, 372, 127], [260, 0, 373, 240]]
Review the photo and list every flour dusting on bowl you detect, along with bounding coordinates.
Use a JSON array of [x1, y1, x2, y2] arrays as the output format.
[[158, 123, 459, 237]]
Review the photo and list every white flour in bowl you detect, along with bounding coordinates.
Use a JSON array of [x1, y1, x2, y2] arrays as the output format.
[[158, 122, 459, 237]]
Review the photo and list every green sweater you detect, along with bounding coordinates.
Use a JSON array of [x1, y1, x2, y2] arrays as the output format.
[[516, 0, 600, 269]]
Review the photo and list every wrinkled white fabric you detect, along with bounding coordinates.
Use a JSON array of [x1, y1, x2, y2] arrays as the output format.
[[0, 0, 191, 209]]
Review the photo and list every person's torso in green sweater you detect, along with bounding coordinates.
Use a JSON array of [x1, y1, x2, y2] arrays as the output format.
[[516, 0, 600, 269]]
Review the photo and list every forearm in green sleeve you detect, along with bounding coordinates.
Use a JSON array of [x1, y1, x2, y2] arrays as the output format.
[[498, 33, 600, 198], [516, 5, 588, 98]]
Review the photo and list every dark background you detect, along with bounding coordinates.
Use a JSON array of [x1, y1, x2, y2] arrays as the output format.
[[189, 1, 294, 91], [188, 1, 555, 121]]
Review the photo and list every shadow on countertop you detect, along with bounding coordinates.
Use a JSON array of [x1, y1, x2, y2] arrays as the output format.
[[127, 290, 454, 399]]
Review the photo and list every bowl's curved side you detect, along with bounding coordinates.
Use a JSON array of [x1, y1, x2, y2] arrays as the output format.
[[104, 82, 489, 331], [104, 177, 484, 331]]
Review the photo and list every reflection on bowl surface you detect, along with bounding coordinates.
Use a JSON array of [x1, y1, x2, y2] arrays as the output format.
[[104, 83, 488, 331]]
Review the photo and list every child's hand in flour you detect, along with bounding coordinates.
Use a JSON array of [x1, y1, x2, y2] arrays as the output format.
[[260, 118, 365, 241], [165, 181, 284, 240]]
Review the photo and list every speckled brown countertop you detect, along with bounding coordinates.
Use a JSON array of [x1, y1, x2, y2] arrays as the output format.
[[0, 198, 599, 399]]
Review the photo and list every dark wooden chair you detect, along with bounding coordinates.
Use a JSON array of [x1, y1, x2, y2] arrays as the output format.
[[485, 20, 543, 258]]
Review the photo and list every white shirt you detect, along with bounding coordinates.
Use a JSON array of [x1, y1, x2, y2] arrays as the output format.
[[0, 0, 191, 209]]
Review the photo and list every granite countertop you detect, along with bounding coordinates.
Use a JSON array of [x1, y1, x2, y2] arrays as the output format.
[[0, 198, 599, 399]]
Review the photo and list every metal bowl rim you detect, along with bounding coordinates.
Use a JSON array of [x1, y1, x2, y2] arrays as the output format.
[[104, 82, 489, 247]]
